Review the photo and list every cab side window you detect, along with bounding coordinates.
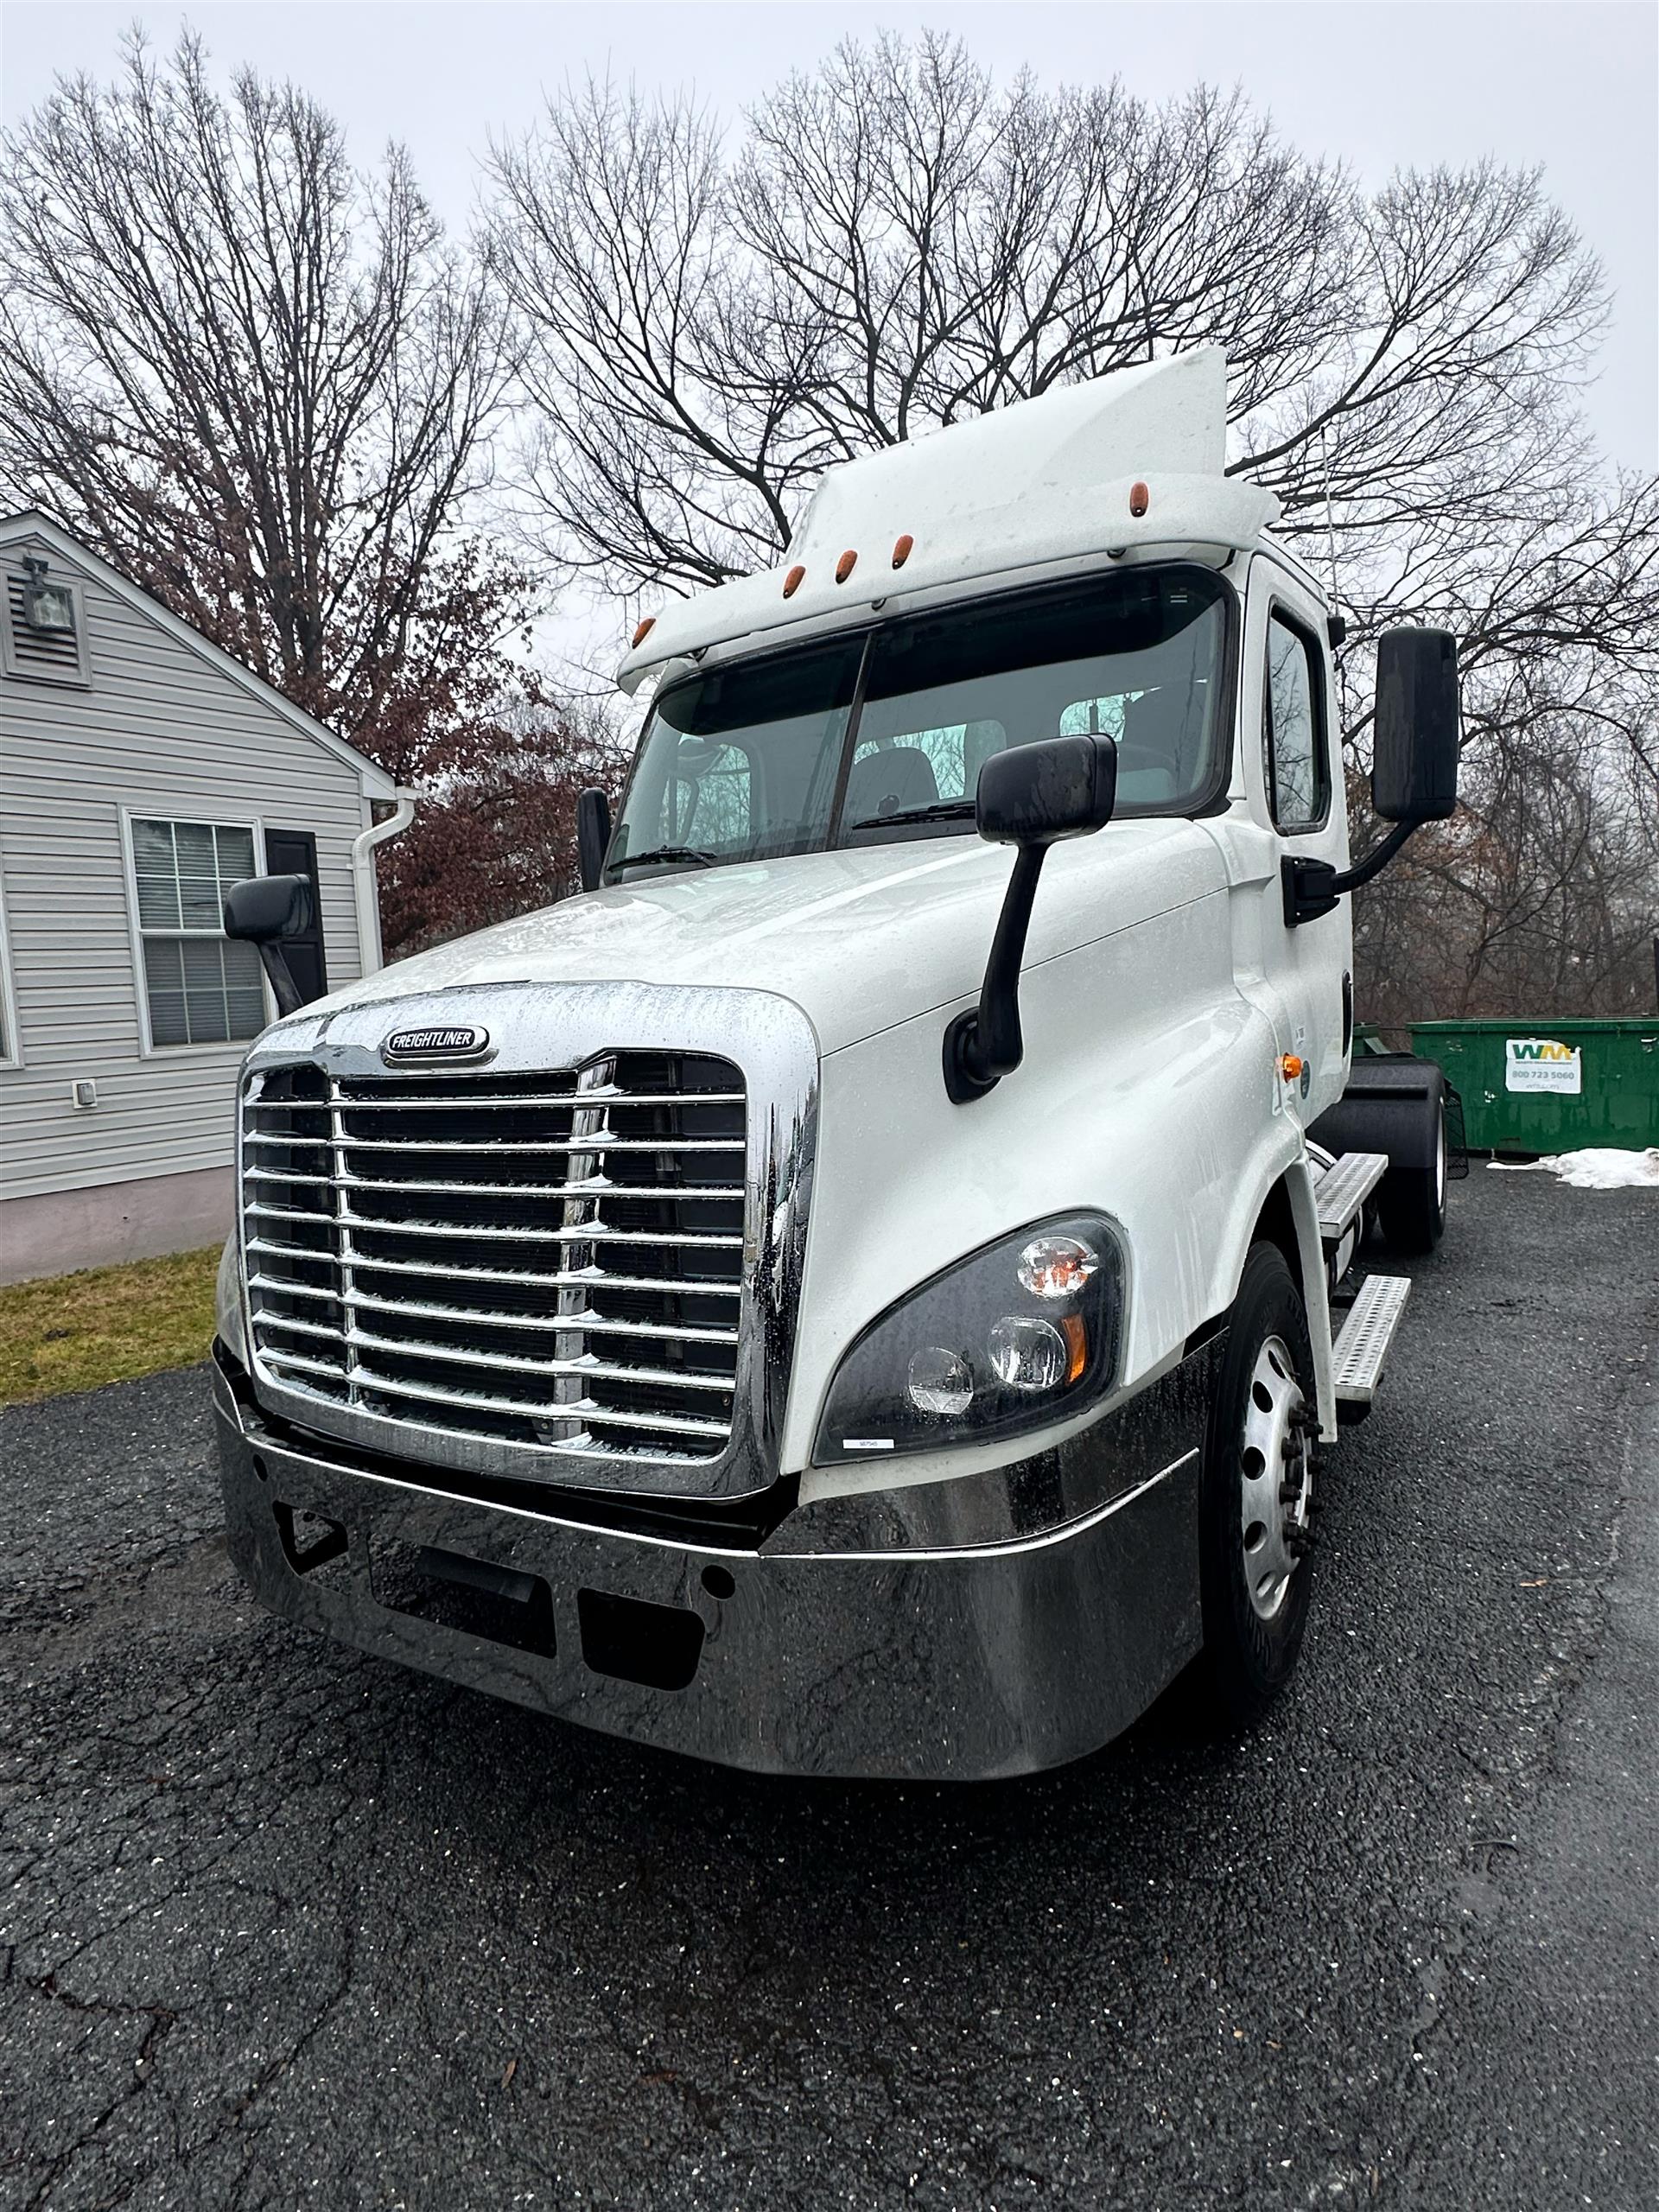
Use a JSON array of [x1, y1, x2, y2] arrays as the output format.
[[1264, 613, 1329, 833]]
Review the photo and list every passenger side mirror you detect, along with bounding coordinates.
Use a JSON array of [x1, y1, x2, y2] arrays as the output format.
[[1282, 627, 1461, 928], [576, 786, 613, 893], [944, 734, 1118, 1103], [222, 874, 315, 1018], [1372, 627, 1459, 823]]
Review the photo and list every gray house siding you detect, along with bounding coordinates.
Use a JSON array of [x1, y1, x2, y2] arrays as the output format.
[[0, 518, 400, 1281]]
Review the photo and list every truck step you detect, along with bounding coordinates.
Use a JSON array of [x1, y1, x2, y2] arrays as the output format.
[[1314, 1150, 1389, 1244], [1332, 1271, 1411, 1408]]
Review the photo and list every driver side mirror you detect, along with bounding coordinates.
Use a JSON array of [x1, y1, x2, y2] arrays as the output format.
[[1373, 628, 1459, 823], [944, 734, 1117, 1103], [222, 874, 315, 1018]]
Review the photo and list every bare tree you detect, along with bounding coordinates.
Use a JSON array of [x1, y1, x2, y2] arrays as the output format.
[[1357, 684, 1659, 1025], [0, 31, 512, 762], [489, 39, 1357, 594], [490, 29, 1658, 1015], [489, 33, 1613, 605]]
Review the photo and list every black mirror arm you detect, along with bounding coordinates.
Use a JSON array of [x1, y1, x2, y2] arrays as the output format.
[[944, 843, 1047, 1103], [257, 944, 307, 1018], [1281, 818, 1419, 928]]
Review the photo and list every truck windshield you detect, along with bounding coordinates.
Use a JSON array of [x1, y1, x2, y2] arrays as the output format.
[[607, 564, 1230, 877]]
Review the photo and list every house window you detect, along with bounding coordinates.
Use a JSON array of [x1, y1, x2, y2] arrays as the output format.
[[2, 554, 92, 686], [130, 818, 267, 1046]]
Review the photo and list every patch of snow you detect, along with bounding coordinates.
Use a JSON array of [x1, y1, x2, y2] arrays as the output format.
[[1488, 1147, 1659, 1191]]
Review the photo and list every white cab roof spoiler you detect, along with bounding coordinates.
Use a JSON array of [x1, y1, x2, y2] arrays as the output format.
[[617, 348, 1281, 693]]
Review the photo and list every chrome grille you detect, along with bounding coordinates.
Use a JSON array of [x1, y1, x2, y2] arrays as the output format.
[[240, 1053, 747, 1468]]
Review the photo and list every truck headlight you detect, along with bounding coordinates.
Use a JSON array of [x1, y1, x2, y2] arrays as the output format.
[[812, 1215, 1125, 1464]]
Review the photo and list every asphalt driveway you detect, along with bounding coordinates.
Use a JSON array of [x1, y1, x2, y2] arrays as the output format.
[[3, 1167, 1655, 2210]]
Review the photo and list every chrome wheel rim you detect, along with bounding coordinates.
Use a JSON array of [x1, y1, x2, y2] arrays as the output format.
[[1434, 1106, 1447, 1213], [1239, 1333, 1313, 1621]]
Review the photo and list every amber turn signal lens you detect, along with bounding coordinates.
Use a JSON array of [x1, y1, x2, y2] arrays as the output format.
[[1129, 480, 1150, 518], [1060, 1313, 1088, 1385], [1280, 1054, 1306, 1082], [783, 564, 805, 598], [630, 616, 656, 649], [892, 533, 914, 569], [836, 549, 857, 583]]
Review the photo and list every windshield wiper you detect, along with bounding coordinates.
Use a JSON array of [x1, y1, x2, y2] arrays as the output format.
[[609, 845, 721, 874], [846, 799, 976, 831]]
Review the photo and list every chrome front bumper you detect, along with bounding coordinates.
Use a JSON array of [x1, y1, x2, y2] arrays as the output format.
[[213, 1341, 1218, 1781]]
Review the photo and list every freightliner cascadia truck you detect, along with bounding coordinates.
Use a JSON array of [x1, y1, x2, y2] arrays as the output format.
[[215, 348, 1459, 1779]]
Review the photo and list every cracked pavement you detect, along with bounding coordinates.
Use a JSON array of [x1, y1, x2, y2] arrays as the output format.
[[2, 1169, 1656, 2209]]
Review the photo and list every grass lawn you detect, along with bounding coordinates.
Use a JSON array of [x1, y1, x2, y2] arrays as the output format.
[[0, 1245, 221, 1407]]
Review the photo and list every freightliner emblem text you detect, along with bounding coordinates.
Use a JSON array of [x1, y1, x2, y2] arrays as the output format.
[[382, 1024, 491, 1064]]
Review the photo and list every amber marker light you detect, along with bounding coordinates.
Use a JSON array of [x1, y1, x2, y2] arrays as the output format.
[[783, 564, 805, 598], [630, 616, 656, 649], [1129, 480, 1150, 518], [836, 549, 858, 583], [892, 533, 914, 569], [1060, 1313, 1089, 1385], [1280, 1054, 1306, 1083]]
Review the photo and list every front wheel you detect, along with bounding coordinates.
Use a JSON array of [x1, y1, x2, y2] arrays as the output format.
[[1194, 1242, 1319, 1728]]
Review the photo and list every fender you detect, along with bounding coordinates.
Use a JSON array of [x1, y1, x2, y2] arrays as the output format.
[[1192, 1131, 1337, 1443]]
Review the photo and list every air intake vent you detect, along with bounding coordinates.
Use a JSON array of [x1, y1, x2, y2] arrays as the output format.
[[3, 567, 90, 685], [241, 1053, 747, 1472]]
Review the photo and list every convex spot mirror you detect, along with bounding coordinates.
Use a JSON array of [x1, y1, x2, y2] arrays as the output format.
[[223, 873, 314, 944], [945, 734, 1118, 1104], [1373, 627, 1459, 824], [976, 730, 1119, 845], [222, 874, 315, 1018]]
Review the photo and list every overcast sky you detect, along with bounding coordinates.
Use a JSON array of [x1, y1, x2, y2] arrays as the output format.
[[3, 1, 1654, 677], [3, 0, 1654, 469]]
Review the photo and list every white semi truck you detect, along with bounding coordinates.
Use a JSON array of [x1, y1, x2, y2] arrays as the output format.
[[214, 349, 1459, 1778]]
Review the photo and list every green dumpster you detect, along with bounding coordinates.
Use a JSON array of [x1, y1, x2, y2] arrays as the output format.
[[1408, 1018, 1659, 1154]]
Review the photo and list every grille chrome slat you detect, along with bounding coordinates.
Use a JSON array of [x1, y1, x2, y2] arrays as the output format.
[[242, 1052, 747, 1471], [350, 1213, 739, 1251], [347, 1328, 735, 1396], [251, 1128, 743, 1158], [342, 1287, 739, 1346], [333, 1249, 744, 1300], [253, 1090, 745, 1113], [248, 1274, 740, 1346], [258, 1307, 736, 1395], [263, 1349, 732, 1440], [317, 1173, 731, 1204]]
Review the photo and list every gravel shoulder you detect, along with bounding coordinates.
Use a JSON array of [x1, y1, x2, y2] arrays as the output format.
[[2, 1169, 1655, 2211]]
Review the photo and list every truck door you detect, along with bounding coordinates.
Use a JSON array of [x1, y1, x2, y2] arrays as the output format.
[[1255, 595, 1350, 1122]]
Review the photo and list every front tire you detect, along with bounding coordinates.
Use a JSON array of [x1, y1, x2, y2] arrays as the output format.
[[1195, 1242, 1319, 1728]]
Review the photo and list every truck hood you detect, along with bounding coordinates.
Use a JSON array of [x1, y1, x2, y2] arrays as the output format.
[[321, 821, 1226, 1056]]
